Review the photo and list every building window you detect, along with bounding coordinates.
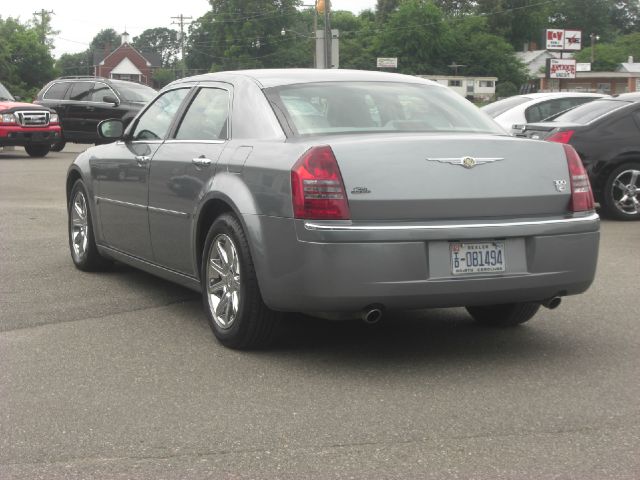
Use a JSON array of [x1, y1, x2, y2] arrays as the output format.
[[448, 80, 462, 87], [479, 80, 494, 88]]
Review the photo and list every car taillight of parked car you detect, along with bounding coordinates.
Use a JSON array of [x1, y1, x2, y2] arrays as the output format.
[[563, 144, 595, 213], [291, 145, 351, 220], [547, 129, 575, 144]]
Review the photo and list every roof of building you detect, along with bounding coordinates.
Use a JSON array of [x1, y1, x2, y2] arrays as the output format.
[[93, 45, 162, 68], [515, 50, 564, 64], [617, 63, 640, 73]]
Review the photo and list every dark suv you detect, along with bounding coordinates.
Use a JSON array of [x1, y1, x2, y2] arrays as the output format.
[[35, 77, 156, 151]]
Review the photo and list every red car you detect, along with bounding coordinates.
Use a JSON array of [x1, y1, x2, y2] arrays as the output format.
[[0, 81, 61, 157]]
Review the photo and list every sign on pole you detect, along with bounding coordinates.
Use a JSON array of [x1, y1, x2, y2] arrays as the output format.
[[546, 29, 582, 51], [547, 58, 577, 79], [563, 30, 582, 50], [377, 57, 398, 69], [576, 63, 591, 72]]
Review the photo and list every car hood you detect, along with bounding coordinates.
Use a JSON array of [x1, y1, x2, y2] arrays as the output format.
[[0, 100, 53, 112]]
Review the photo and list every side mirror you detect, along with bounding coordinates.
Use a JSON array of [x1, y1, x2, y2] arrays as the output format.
[[103, 95, 119, 105], [98, 119, 125, 139]]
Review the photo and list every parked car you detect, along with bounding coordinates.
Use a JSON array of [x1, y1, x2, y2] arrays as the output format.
[[66, 69, 600, 349], [35, 77, 156, 151], [0, 81, 62, 157], [482, 92, 604, 132], [515, 93, 640, 220]]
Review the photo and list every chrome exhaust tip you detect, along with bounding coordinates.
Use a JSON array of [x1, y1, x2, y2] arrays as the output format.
[[362, 307, 383, 324]]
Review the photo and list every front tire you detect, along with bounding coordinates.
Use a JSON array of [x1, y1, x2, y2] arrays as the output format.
[[466, 302, 540, 327], [50, 141, 66, 152], [600, 162, 640, 220], [24, 144, 50, 157], [201, 213, 280, 349], [68, 180, 110, 271]]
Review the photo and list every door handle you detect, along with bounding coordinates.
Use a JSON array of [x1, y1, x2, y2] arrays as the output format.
[[135, 155, 150, 167], [192, 156, 212, 167], [86, 106, 95, 111]]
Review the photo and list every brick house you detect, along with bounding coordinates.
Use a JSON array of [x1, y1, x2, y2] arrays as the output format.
[[93, 32, 162, 87]]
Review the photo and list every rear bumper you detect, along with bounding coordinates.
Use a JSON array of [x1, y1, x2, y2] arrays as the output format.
[[245, 213, 600, 313], [0, 125, 61, 146]]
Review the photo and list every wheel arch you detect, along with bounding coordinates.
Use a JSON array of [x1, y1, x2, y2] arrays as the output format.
[[592, 151, 640, 197]]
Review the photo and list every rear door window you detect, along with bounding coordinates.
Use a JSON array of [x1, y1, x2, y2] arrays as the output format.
[[175, 88, 230, 141], [68, 82, 95, 101], [44, 82, 71, 100]]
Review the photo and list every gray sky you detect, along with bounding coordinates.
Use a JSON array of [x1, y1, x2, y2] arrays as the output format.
[[3, 0, 378, 57]]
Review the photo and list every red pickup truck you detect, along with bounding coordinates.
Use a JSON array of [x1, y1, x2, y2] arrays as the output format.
[[0, 81, 62, 157]]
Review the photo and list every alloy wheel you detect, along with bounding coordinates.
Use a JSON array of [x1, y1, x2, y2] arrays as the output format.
[[611, 168, 640, 216], [70, 191, 89, 261], [206, 234, 241, 329]]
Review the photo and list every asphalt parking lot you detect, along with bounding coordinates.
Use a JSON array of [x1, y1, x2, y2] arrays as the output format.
[[1, 145, 639, 479]]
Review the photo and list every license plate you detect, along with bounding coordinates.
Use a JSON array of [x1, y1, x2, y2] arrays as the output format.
[[450, 241, 506, 275]]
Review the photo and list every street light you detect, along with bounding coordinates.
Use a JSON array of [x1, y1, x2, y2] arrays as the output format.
[[590, 33, 600, 64]]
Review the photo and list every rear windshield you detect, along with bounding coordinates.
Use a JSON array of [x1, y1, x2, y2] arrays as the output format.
[[266, 82, 504, 136], [481, 96, 531, 117], [0, 82, 15, 101], [551, 99, 631, 124], [111, 81, 156, 103]]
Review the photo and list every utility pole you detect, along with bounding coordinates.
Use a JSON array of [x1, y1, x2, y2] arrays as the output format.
[[324, 0, 332, 68], [33, 9, 54, 45], [171, 14, 192, 79]]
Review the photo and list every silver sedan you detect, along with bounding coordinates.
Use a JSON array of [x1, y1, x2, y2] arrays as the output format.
[[66, 69, 600, 349]]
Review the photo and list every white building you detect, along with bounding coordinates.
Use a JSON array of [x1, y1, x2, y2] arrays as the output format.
[[418, 75, 498, 100]]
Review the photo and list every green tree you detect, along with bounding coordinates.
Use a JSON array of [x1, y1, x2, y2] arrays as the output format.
[[56, 51, 93, 76], [186, 0, 303, 72], [90, 28, 121, 52], [374, 0, 450, 75], [133, 27, 180, 67], [573, 32, 640, 70], [376, 0, 401, 22], [0, 16, 56, 98], [31, 10, 58, 50]]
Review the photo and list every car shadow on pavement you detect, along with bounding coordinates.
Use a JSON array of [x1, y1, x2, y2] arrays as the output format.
[[256, 309, 572, 368]]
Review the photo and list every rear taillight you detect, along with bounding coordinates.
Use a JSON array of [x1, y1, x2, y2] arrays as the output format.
[[291, 146, 350, 220], [547, 129, 575, 144], [563, 144, 594, 212]]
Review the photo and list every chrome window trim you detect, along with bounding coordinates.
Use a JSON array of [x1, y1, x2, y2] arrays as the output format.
[[304, 213, 600, 232]]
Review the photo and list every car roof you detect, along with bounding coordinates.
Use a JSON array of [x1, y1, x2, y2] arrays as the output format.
[[612, 92, 640, 102], [175, 68, 440, 89]]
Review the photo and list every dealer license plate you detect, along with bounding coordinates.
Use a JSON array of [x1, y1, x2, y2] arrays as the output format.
[[450, 241, 506, 275]]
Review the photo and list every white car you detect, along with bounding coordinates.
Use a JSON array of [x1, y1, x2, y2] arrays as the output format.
[[482, 92, 604, 131]]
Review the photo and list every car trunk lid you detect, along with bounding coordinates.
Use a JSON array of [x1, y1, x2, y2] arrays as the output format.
[[325, 133, 572, 221]]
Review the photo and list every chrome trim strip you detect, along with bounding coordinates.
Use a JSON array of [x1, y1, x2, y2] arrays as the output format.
[[95, 196, 146, 211], [148, 206, 190, 218], [304, 213, 600, 232]]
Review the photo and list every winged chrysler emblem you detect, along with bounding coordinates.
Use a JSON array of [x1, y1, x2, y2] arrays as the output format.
[[426, 156, 504, 169]]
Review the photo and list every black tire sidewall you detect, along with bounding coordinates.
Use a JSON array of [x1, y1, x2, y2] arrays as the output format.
[[68, 180, 99, 270], [201, 214, 254, 344], [25, 144, 50, 157]]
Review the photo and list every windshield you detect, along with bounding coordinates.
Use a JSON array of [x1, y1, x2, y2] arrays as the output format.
[[552, 99, 631, 124], [481, 96, 531, 117], [267, 82, 504, 136], [111, 81, 156, 103], [0, 82, 15, 101]]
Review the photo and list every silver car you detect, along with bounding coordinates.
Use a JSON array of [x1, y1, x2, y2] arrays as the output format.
[[66, 69, 600, 349]]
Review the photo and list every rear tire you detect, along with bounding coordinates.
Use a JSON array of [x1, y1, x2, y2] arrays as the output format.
[[68, 180, 110, 271], [201, 213, 280, 349], [24, 144, 50, 157], [466, 302, 540, 327], [600, 162, 640, 220]]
